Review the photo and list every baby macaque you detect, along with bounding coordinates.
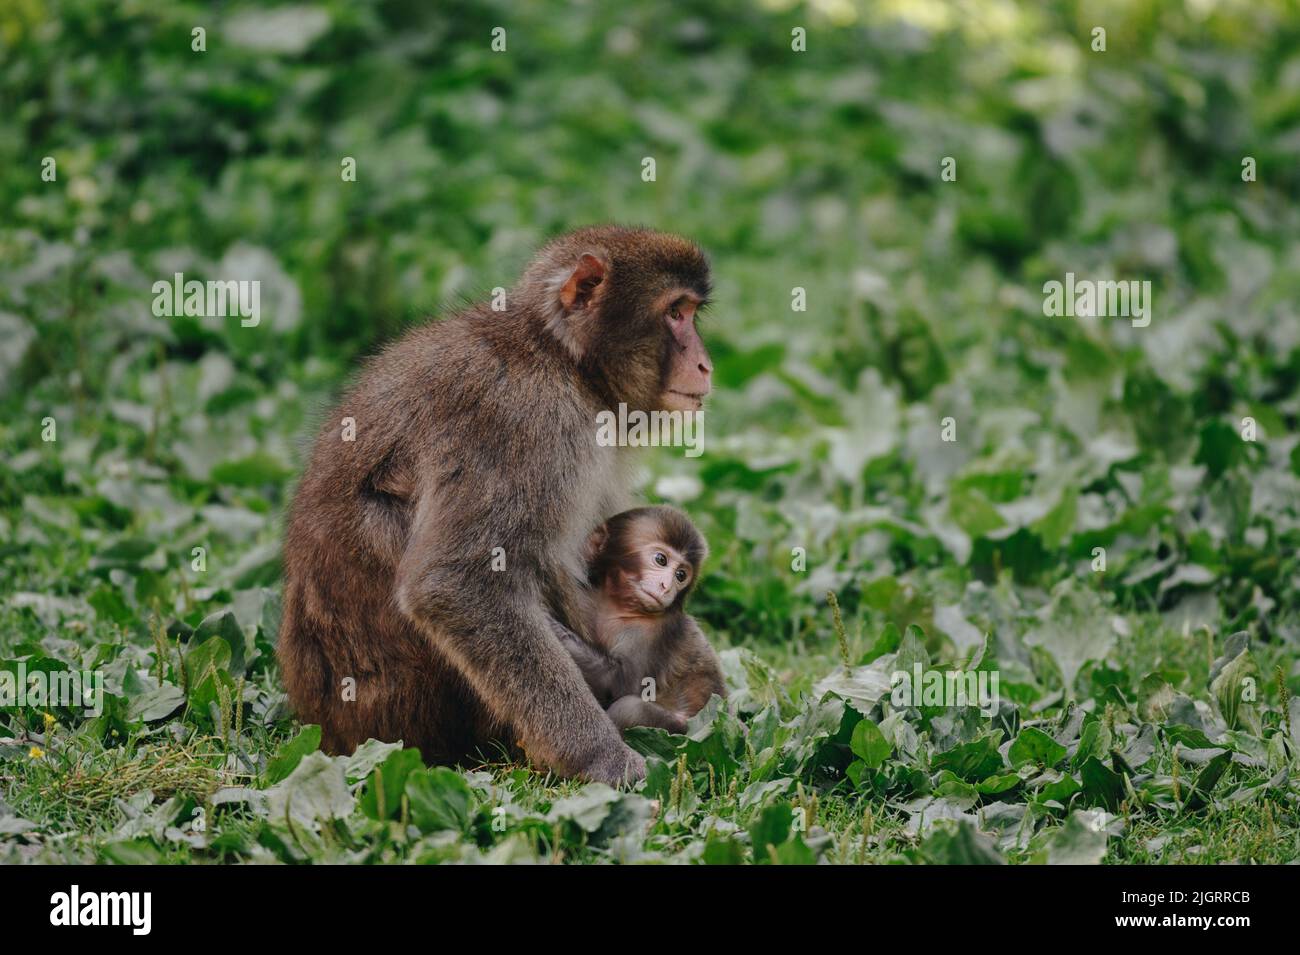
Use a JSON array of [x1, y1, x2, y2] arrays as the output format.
[[553, 506, 724, 734]]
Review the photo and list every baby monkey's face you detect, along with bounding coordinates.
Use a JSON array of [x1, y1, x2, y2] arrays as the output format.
[[616, 542, 693, 615]]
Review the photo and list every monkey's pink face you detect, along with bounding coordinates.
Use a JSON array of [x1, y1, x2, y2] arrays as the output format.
[[659, 295, 713, 413], [621, 542, 693, 614]]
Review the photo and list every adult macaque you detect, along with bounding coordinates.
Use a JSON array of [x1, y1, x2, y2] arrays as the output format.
[[552, 506, 724, 735], [279, 226, 714, 785]]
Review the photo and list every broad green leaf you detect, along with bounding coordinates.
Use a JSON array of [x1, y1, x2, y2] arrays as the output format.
[[1079, 757, 1124, 812], [922, 820, 1005, 864], [125, 682, 186, 723], [1008, 727, 1067, 769], [1047, 811, 1109, 864], [406, 767, 476, 833], [194, 610, 248, 676], [264, 725, 323, 785], [849, 718, 891, 769], [547, 784, 622, 832], [701, 832, 747, 865], [933, 733, 1004, 782], [360, 748, 425, 820], [1183, 750, 1232, 811], [344, 738, 405, 782], [1023, 580, 1116, 697], [748, 803, 794, 864], [264, 751, 354, 827], [812, 653, 896, 715], [1209, 644, 1260, 734]]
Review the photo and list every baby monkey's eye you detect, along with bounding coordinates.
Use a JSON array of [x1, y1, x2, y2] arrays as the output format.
[[675, 569, 687, 583], [653, 552, 668, 566]]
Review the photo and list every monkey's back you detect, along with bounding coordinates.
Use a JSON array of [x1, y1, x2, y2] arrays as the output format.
[[278, 307, 590, 762]]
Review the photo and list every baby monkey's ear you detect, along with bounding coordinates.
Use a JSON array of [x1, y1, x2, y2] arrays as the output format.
[[583, 522, 610, 565]]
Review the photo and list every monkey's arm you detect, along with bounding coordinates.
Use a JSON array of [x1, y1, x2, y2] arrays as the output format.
[[654, 616, 726, 721], [607, 696, 688, 734], [547, 618, 622, 704], [395, 494, 643, 787]]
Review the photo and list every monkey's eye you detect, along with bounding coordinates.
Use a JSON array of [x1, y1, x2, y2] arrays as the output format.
[[668, 307, 684, 322], [653, 552, 668, 567], [675, 569, 687, 583]]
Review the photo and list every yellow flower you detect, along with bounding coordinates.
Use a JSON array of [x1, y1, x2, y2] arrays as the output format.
[[28, 746, 45, 759], [43, 712, 56, 728]]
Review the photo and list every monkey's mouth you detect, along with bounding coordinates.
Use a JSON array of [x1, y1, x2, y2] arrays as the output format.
[[634, 585, 671, 612], [666, 390, 706, 410]]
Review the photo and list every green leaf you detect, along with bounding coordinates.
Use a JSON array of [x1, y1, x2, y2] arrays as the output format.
[[125, 682, 186, 723], [770, 835, 818, 865], [975, 772, 1021, 794], [1031, 486, 1077, 549], [812, 654, 896, 715], [896, 625, 930, 673], [547, 784, 623, 832], [1022, 580, 1116, 697], [192, 609, 247, 676], [701, 831, 747, 865], [921, 820, 1005, 864], [950, 486, 1006, 538], [748, 803, 794, 864], [933, 733, 1004, 782], [82, 693, 140, 743], [343, 738, 405, 782], [406, 767, 476, 833], [100, 839, 165, 864], [360, 747, 425, 820], [264, 751, 355, 826], [1183, 750, 1232, 811], [88, 586, 133, 625], [860, 621, 902, 664], [1008, 727, 1067, 769], [683, 695, 747, 775], [1046, 811, 1109, 864], [1071, 719, 1113, 769], [624, 725, 682, 761], [1079, 757, 1124, 812], [89, 538, 158, 569], [1209, 642, 1260, 734], [183, 634, 232, 710], [1037, 771, 1082, 804], [777, 695, 850, 777], [849, 718, 892, 769], [264, 725, 322, 785], [1114, 723, 1157, 773]]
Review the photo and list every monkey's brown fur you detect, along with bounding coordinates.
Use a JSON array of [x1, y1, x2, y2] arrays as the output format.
[[278, 227, 713, 785], [556, 506, 725, 735]]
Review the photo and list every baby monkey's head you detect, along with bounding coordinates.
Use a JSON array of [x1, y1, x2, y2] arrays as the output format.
[[587, 506, 707, 616]]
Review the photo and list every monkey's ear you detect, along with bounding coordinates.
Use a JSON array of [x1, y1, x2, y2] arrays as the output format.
[[583, 522, 609, 565], [548, 253, 608, 361], [558, 253, 607, 314]]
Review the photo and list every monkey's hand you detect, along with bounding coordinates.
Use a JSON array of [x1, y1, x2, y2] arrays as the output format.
[[547, 616, 588, 654], [578, 740, 646, 788], [607, 696, 688, 734]]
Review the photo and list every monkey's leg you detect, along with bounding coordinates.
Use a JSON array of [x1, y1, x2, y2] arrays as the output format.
[[607, 695, 688, 734]]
